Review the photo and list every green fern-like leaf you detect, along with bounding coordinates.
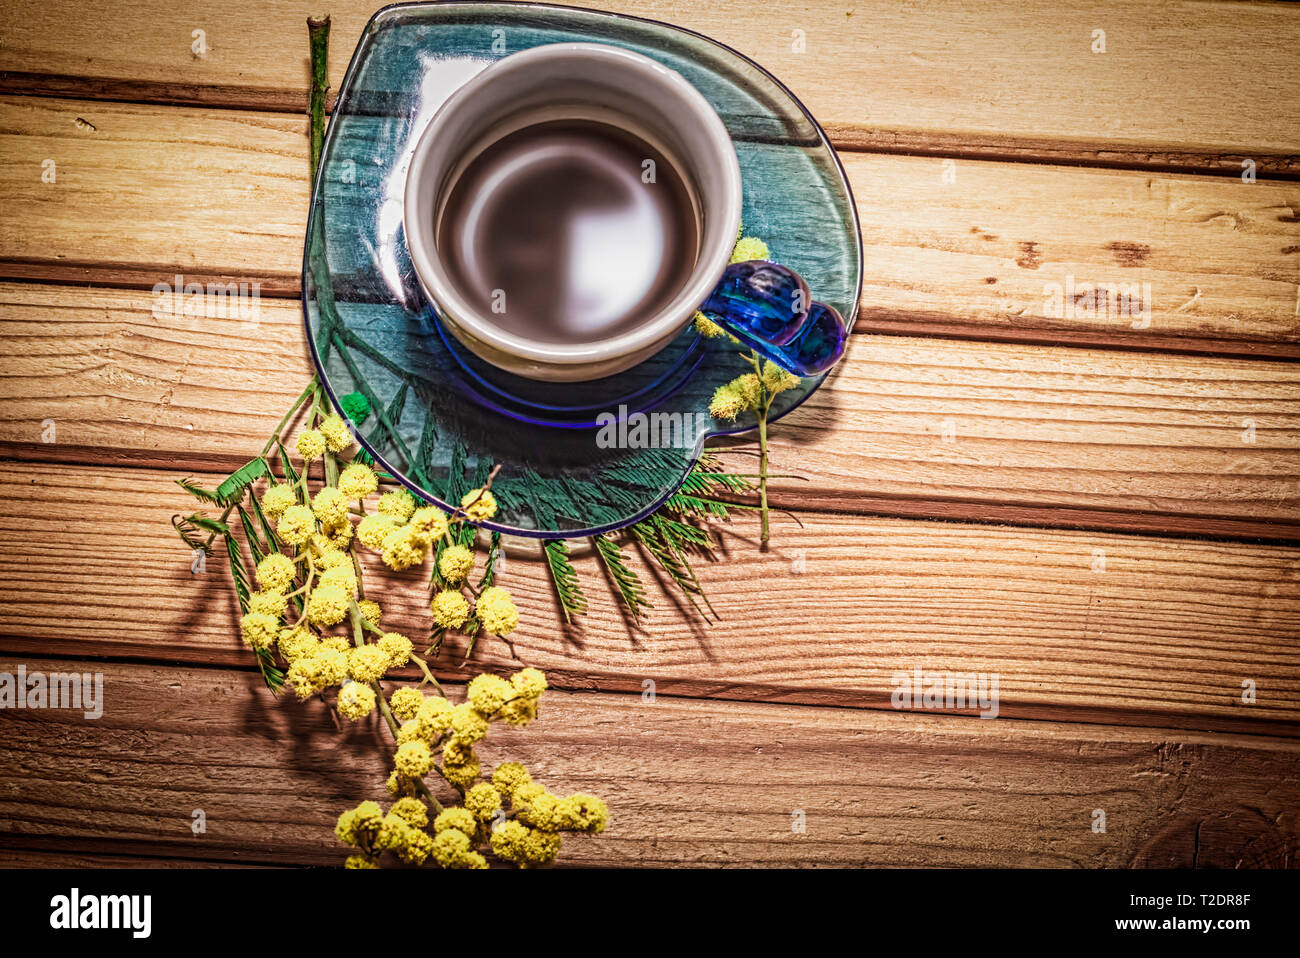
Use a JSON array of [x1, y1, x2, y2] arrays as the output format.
[[172, 514, 215, 553], [176, 478, 224, 505], [236, 505, 267, 565], [543, 538, 587, 622], [223, 532, 283, 693], [630, 519, 716, 621], [182, 513, 230, 536], [478, 531, 502, 590], [276, 440, 303, 500], [593, 534, 651, 621], [217, 457, 271, 506]]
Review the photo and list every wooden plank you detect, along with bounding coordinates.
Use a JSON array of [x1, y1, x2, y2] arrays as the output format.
[[2, 97, 1298, 353], [1, 283, 1297, 536], [0, 97, 308, 285], [0, 846, 269, 868], [0, 658, 1296, 867], [0, 462, 1297, 733], [0, 0, 1296, 172]]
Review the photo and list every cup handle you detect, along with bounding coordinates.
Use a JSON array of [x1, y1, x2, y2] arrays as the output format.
[[698, 260, 848, 376]]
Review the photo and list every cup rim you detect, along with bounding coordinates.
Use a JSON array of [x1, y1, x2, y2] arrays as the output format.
[[402, 41, 743, 369]]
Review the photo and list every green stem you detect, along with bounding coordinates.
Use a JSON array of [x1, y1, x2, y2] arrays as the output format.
[[307, 15, 330, 183], [757, 403, 771, 543]]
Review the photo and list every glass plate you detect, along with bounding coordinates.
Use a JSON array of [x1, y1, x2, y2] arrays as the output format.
[[303, 1, 862, 536]]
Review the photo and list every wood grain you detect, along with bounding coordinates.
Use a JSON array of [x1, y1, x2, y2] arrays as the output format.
[[0, 0, 1296, 172], [1, 283, 1297, 538], [1, 658, 1296, 867], [1, 462, 1297, 732], [2, 97, 1298, 353]]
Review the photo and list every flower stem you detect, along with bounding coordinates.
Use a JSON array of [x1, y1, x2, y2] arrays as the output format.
[[307, 15, 331, 183], [757, 408, 771, 543]]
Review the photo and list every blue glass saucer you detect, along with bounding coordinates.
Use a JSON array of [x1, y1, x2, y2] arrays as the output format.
[[303, 1, 862, 537]]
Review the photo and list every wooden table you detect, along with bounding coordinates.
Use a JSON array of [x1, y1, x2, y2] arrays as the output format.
[[0, 0, 1297, 868]]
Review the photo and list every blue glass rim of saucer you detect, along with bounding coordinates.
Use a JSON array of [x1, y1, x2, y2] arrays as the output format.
[[302, 1, 863, 538]]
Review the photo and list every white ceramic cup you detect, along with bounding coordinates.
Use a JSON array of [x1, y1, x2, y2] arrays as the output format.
[[404, 42, 743, 382]]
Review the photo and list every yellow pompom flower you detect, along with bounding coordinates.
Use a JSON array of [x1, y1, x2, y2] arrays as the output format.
[[449, 703, 489, 745], [437, 544, 474, 583], [466, 673, 511, 715], [347, 644, 389, 683], [416, 696, 454, 741], [440, 743, 479, 786], [386, 771, 416, 797], [512, 782, 546, 809], [320, 635, 351, 654], [356, 513, 399, 551], [357, 598, 381, 628], [260, 483, 297, 520], [343, 854, 377, 869], [286, 651, 328, 698], [393, 740, 433, 779], [319, 414, 353, 453], [396, 719, 422, 746], [730, 235, 771, 263], [732, 373, 763, 407], [430, 829, 473, 869], [556, 794, 610, 834], [296, 428, 326, 462], [317, 564, 358, 598], [510, 667, 547, 700], [255, 551, 296, 591], [517, 791, 561, 831], [313, 547, 350, 571], [693, 311, 729, 338], [378, 631, 413, 668], [709, 373, 763, 421], [476, 586, 519, 636], [352, 800, 384, 834], [431, 590, 470, 630], [312, 486, 350, 527], [397, 829, 434, 866], [248, 589, 287, 618], [409, 506, 449, 543], [338, 681, 376, 721], [490, 820, 561, 865], [389, 687, 424, 723], [492, 762, 532, 798], [381, 525, 428, 571], [335, 811, 361, 846], [390, 796, 428, 829], [500, 696, 537, 727], [276, 504, 316, 546], [338, 462, 378, 500], [277, 626, 317, 664], [306, 584, 350, 627], [708, 383, 746, 420], [321, 521, 354, 552], [489, 819, 530, 864], [521, 828, 562, 865], [761, 359, 800, 396], [464, 782, 502, 822], [316, 647, 348, 686], [239, 612, 279, 651], [376, 489, 417, 523], [459, 487, 497, 521], [432, 807, 477, 836], [373, 812, 414, 853]]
